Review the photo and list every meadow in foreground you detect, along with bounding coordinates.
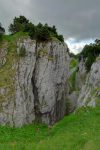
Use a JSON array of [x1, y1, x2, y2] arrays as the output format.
[[0, 107, 99, 150]]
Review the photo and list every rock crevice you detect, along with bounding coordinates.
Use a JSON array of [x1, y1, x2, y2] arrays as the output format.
[[0, 38, 70, 127]]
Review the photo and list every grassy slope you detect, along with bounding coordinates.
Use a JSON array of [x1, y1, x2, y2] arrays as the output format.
[[0, 107, 99, 150]]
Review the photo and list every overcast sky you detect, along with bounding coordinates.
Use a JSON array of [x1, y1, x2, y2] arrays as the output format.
[[0, 0, 100, 53]]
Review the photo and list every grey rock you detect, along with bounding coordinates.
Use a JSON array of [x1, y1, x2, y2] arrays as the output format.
[[0, 45, 7, 67], [67, 91, 79, 113], [78, 58, 100, 107], [0, 38, 70, 127], [32, 41, 69, 125]]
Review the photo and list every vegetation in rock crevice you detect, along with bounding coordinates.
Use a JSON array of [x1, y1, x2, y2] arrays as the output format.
[[19, 45, 26, 57]]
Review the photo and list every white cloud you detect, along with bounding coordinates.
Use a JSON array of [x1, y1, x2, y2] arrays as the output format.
[[66, 38, 94, 54]]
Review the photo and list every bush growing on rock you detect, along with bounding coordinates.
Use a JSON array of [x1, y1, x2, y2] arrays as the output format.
[[19, 45, 26, 57]]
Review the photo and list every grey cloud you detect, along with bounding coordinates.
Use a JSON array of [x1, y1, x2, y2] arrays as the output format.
[[0, 0, 100, 40]]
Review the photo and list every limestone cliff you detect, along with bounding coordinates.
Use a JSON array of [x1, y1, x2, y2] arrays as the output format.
[[78, 57, 100, 107], [68, 56, 100, 109], [0, 34, 100, 127], [0, 35, 69, 127]]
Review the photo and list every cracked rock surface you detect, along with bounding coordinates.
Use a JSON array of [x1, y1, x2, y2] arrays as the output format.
[[0, 39, 70, 127], [78, 58, 100, 107]]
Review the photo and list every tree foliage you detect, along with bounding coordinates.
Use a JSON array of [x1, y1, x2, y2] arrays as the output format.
[[9, 16, 64, 42], [78, 40, 100, 72], [9, 16, 29, 34], [0, 23, 5, 40]]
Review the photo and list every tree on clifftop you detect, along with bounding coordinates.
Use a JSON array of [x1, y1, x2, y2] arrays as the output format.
[[9, 16, 64, 42], [78, 40, 100, 72], [9, 16, 29, 34]]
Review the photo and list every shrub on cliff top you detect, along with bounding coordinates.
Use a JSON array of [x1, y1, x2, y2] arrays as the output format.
[[9, 16, 64, 42]]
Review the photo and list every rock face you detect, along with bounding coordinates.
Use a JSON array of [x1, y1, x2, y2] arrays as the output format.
[[0, 44, 7, 67], [67, 56, 100, 110], [0, 35, 99, 127], [75, 59, 87, 90], [32, 41, 69, 125], [78, 58, 100, 107], [0, 38, 70, 127], [66, 58, 87, 112], [0, 39, 36, 127]]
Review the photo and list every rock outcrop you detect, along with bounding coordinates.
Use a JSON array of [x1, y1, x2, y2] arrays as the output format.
[[0, 35, 100, 127], [0, 37, 70, 127], [67, 56, 100, 110], [78, 58, 100, 107], [66, 58, 86, 112]]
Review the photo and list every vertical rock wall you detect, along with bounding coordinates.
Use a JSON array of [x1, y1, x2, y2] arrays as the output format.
[[0, 38, 70, 127], [32, 41, 69, 125], [78, 58, 100, 107]]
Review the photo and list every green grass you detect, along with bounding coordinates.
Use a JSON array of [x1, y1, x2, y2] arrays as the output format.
[[69, 58, 78, 70], [0, 107, 99, 150], [69, 70, 77, 92], [96, 56, 100, 61], [2, 32, 29, 43]]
